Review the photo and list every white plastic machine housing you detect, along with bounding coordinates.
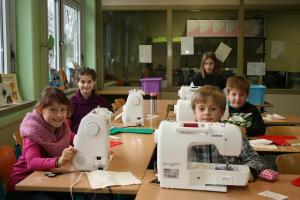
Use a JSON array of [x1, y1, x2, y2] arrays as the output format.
[[174, 99, 195, 122], [73, 107, 112, 171], [122, 89, 144, 126], [156, 121, 250, 192], [178, 85, 201, 100]]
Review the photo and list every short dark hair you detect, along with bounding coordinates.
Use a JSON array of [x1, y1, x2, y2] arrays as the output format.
[[35, 86, 71, 115], [76, 67, 97, 82], [191, 85, 226, 113], [226, 76, 250, 95]]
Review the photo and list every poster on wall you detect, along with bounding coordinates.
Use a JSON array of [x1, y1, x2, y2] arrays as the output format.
[[0, 73, 22, 103], [0, 83, 13, 107], [139, 45, 152, 63]]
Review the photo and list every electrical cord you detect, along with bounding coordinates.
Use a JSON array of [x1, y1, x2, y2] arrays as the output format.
[[70, 172, 83, 200]]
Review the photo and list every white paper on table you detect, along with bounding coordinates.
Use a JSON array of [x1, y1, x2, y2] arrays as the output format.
[[181, 37, 194, 55], [271, 41, 285, 59], [258, 190, 288, 200], [86, 170, 141, 189], [139, 45, 152, 63], [250, 139, 273, 145], [250, 144, 278, 150], [263, 113, 286, 120], [215, 42, 232, 63], [247, 62, 266, 76]]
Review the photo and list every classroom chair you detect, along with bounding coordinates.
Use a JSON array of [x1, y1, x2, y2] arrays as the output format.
[[0, 145, 17, 198], [114, 98, 126, 109], [276, 153, 300, 174], [266, 126, 300, 136], [12, 132, 22, 159]]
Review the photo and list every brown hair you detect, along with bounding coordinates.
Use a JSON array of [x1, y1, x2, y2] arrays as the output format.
[[199, 52, 220, 78], [191, 85, 226, 113], [35, 86, 71, 116], [226, 76, 250, 95], [76, 67, 97, 82]]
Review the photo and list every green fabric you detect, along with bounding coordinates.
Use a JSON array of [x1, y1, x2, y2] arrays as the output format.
[[110, 127, 154, 135]]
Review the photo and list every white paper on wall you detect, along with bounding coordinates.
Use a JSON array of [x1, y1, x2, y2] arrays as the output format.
[[181, 37, 194, 55], [225, 20, 238, 36], [215, 42, 232, 63], [247, 62, 266, 76], [139, 45, 152, 63], [271, 41, 285, 59]]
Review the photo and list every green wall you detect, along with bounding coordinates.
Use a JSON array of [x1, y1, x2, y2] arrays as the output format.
[[83, 0, 97, 70]]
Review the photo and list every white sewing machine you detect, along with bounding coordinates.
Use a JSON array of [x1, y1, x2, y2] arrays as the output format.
[[122, 89, 144, 126], [175, 85, 229, 122], [73, 107, 112, 171], [155, 121, 250, 192], [174, 99, 195, 122], [178, 84, 201, 100]]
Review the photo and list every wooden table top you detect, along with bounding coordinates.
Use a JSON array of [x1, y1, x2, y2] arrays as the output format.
[[136, 170, 300, 200]]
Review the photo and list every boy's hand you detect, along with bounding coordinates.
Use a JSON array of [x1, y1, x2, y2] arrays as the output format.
[[240, 127, 247, 135], [58, 146, 77, 167]]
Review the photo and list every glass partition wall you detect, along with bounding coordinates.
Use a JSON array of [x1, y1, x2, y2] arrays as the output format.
[[102, 5, 300, 92], [103, 10, 167, 87]]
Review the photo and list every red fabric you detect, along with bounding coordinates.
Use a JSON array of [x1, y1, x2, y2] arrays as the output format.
[[110, 140, 123, 148], [259, 169, 280, 182], [258, 135, 297, 146], [291, 177, 300, 187]]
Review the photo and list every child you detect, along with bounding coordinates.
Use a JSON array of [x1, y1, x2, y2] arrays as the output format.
[[226, 76, 266, 137], [192, 52, 226, 90], [70, 67, 110, 133], [190, 85, 267, 181], [6, 86, 76, 199]]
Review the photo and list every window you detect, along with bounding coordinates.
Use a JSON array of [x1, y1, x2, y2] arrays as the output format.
[[47, 0, 81, 89], [0, 0, 15, 74], [245, 9, 300, 89]]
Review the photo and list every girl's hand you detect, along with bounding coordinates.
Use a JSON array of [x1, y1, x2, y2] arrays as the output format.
[[58, 146, 77, 167]]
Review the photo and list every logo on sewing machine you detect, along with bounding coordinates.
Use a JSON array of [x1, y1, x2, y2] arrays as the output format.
[[162, 162, 181, 167], [212, 134, 223, 138]]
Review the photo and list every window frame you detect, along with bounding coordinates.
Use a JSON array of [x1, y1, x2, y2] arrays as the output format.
[[0, 0, 16, 74]]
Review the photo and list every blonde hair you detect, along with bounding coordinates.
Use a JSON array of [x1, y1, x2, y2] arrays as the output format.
[[191, 85, 226, 113], [226, 76, 250, 95], [199, 52, 220, 78]]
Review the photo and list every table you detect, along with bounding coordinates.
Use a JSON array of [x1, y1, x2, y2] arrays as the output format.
[[136, 170, 300, 200], [263, 114, 300, 126]]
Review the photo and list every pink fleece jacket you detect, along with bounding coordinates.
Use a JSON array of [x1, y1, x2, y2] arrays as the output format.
[[6, 134, 74, 192]]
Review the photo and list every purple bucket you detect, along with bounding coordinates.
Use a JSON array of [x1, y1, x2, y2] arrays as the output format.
[[141, 78, 162, 94]]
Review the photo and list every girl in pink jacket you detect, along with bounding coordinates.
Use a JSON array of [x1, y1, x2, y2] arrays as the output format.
[[6, 87, 76, 200]]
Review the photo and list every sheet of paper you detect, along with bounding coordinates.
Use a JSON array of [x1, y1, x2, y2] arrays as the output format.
[[215, 42, 232, 63], [181, 37, 194, 55], [213, 20, 225, 35], [139, 45, 152, 63], [199, 20, 212, 35], [187, 20, 200, 37], [86, 170, 141, 189], [247, 62, 266, 76], [258, 190, 288, 200], [271, 41, 285, 59], [250, 144, 278, 149], [225, 20, 238, 36]]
